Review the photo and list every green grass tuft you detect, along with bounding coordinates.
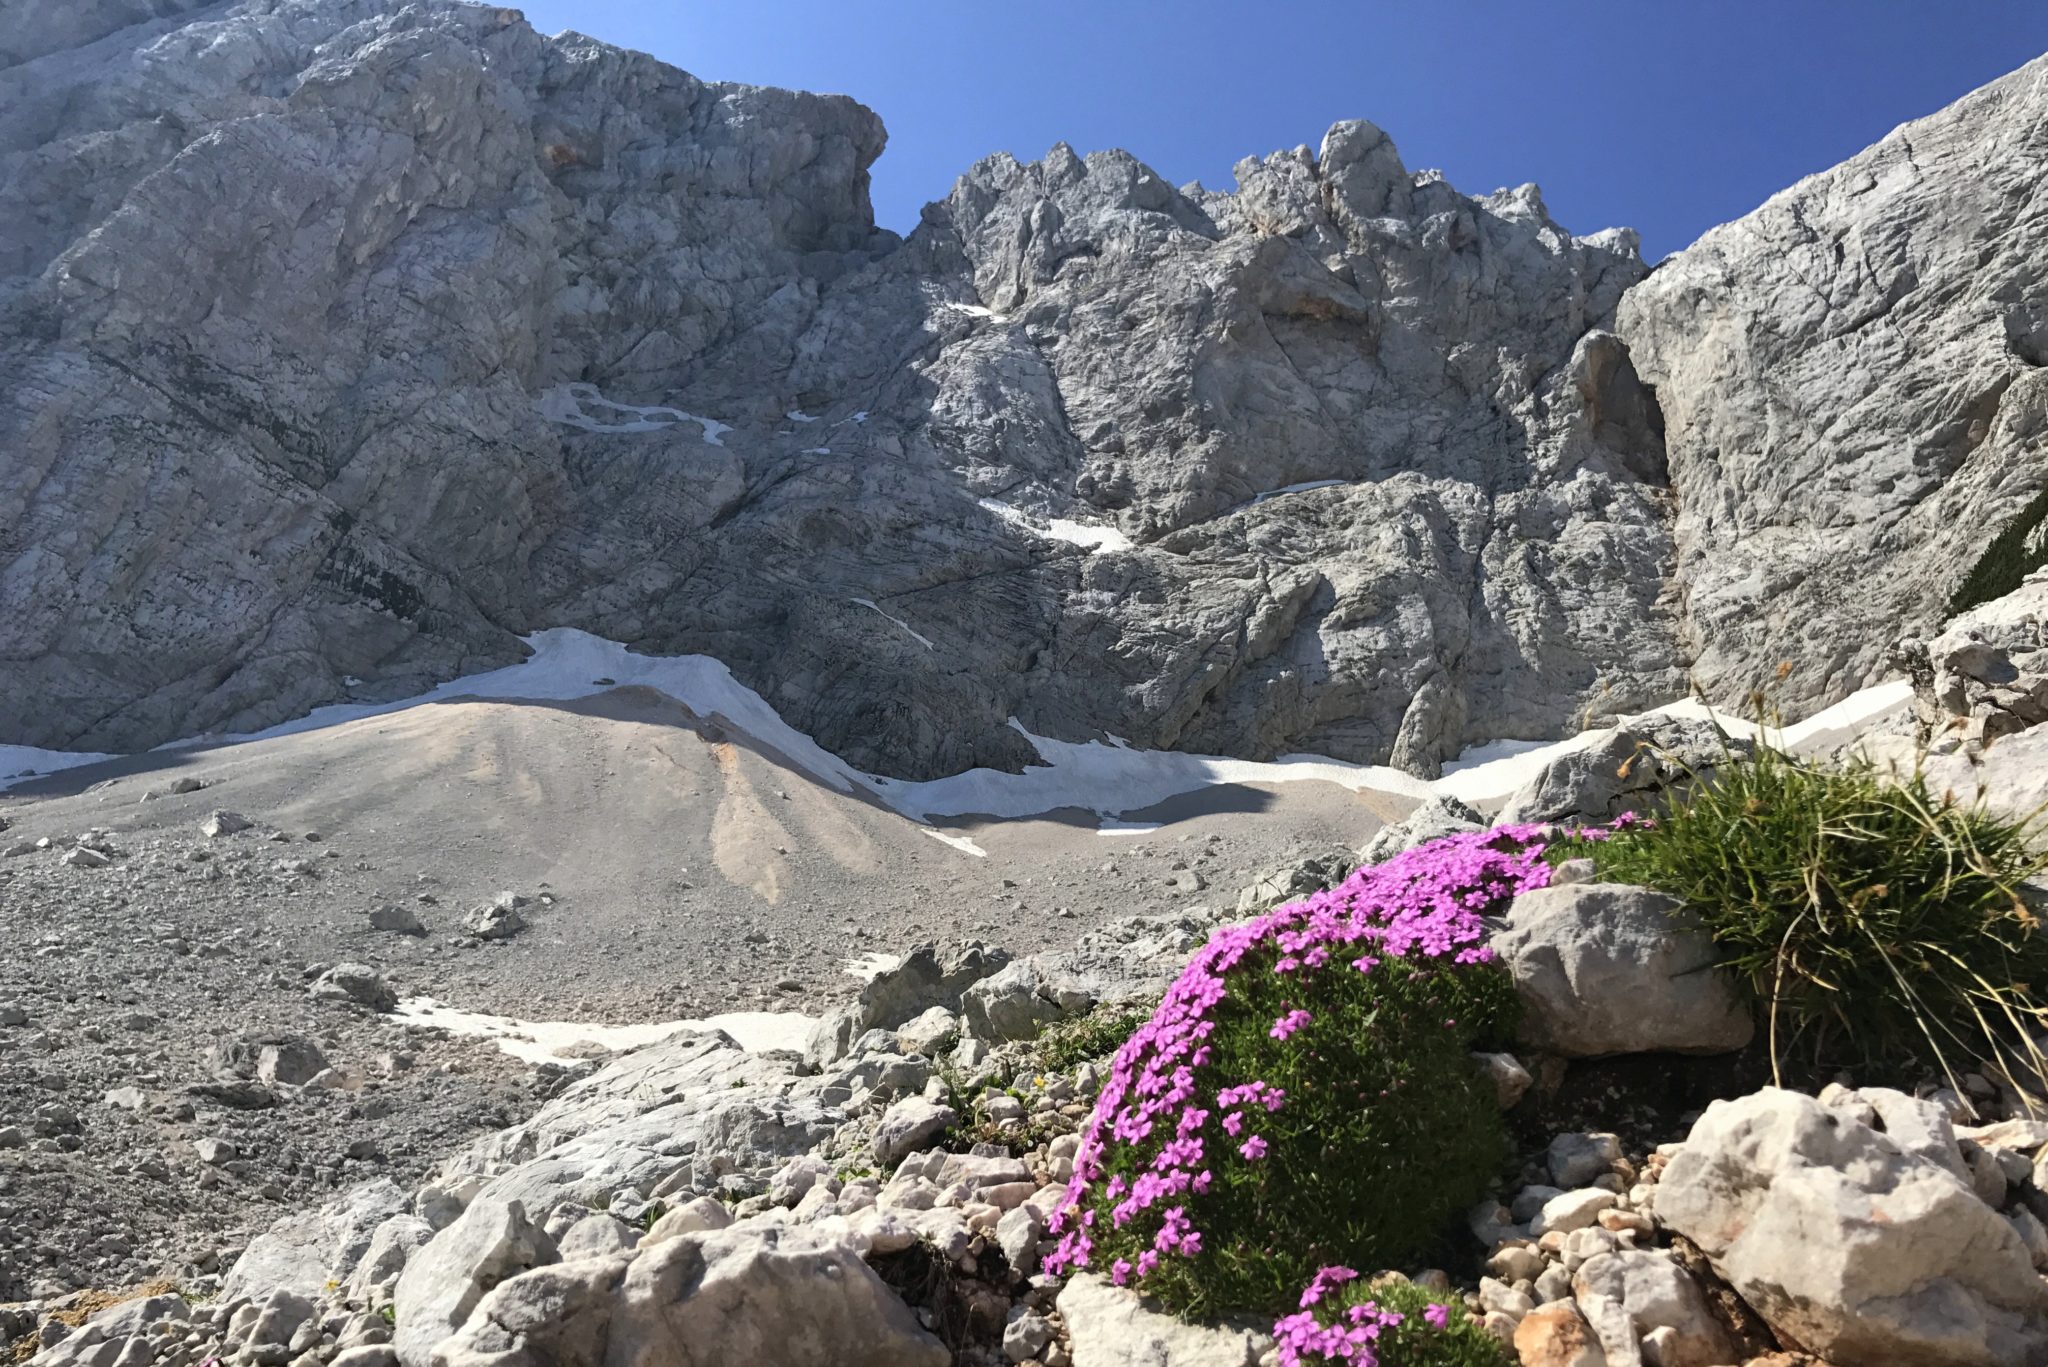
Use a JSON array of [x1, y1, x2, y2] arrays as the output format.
[[1554, 742, 2048, 1094], [1036, 1002, 1157, 1071]]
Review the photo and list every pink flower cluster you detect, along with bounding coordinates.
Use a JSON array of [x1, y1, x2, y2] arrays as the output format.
[[1274, 1266, 1408, 1362], [1042, 824, 1565, 1364]]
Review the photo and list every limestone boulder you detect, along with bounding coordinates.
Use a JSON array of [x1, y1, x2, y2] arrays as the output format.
[[1357, 796, 1484, 866], [873, 1097, 957, 1169], [1572, 1250, 1737, 1367], [1495, 716, 1749, 826], [604, 1225, 946, 1367], [393, 1199, 558, 1367], [221, 1178, 411, 1301], [1493, 884, 1753, 1057], [1658, 1087, 2048, 1366], [1057, 1273, 1271, 1367]]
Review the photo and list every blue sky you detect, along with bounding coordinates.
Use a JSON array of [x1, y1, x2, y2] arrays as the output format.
[[515, 2, 2048, 260]]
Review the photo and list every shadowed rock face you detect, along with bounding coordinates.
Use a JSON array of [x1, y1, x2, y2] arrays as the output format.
[[0, 3, 2029, 780]]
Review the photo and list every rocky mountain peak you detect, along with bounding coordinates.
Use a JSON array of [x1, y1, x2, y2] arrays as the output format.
[[1, 0, 2041, 785]]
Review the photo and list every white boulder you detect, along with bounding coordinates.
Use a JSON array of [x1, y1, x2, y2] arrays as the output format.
[[393, 1198, 558, 1367], [1058, 1273, 1270, 1367], [1494, 884, 1752, 1057], [604, 1224, 946, 1367], [1658, 1087, 2048, 1366]]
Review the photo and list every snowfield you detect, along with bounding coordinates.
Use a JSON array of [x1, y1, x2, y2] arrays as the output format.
[[3, 629, 1915, 825], [536, 382, 733, 445]]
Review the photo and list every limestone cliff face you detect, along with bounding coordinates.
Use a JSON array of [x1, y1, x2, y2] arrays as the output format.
[[0, 0, 2033, 778], [1617, 54, 2048, 718]]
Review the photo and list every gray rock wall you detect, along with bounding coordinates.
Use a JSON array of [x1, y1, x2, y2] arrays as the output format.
[[1617, 55, 2048, 720], [2, 0, 2037, 780]]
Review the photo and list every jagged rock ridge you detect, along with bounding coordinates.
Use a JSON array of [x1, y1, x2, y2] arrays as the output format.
[[1, 0, 2039, 780]]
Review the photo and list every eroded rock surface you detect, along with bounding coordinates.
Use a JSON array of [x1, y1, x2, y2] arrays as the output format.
[[1658, 1087, 2048, 1366], [1, 0, 1689, 781], [1617, 55, 2048, 720]]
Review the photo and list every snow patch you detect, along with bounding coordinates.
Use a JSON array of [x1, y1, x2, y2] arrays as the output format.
[[1433, 680, 1917, 808], [873, 720, 1430, 822], [978, 499, 1134, 554], [1046, 519, 1134, 553], [1251, 479, 1348, 504], [5, 629, 1916, 830], [1096, 820, 1162, 836], [1440, 738, 1549, 774], [921, 828, 988, 857], [392, 996, 815, 1066], [787, 410, 819, 423], [844, 952, 902, 981], [0, 744, 115, 787], [537, 383, 732, 446], [849, 598, 935, 651]]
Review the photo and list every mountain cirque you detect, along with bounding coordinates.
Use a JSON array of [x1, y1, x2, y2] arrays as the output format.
[[2, 1, 2044, 783]]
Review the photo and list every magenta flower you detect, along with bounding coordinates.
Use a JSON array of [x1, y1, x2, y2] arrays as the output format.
[[1041, 820, 1585, 1358], [1299, 1265, 1360, 1307], [1269, 1008, 1313, 1040]]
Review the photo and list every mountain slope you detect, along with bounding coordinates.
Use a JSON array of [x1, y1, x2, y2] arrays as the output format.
[[1619, 54, 2048, 714], [0, 0, 1688, 779], [3, 0, 2038, 780]]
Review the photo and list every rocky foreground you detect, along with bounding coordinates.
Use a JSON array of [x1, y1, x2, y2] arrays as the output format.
[[0, 686, 1378, 1302], [13, 601, 2048, 1367]]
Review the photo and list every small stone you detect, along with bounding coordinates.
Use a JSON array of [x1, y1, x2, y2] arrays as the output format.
[[874, 1097, 958, 1167], [1003, 1309, 1054, 1363], [2008, 1206, 2048, 1271], [643, 1196, 734, 1245], [1548, 1132, 1625, 1188], [368, 905, 426, 937], [896, 1006, 959, 1057], [1596, 1207, 1653, 1236], [195, 1137, 238, 1165], [1513, 1302, 1605, 1367], [1560, 1226, 1620, 1273], [202, 810, 253, 837], [1473, 1051, 1533, 1109], [61, 846, 111, 868], [1549, 857, 1597, 886], [463, 898, 526, 941], [997, 1203, 1045, 1276], [1478, 1276, 1535, 1319], [1487, 1244, 1546, 1283], [1532, 1189, 1618, 1237], [1512, 1185, 1565, 1223]]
